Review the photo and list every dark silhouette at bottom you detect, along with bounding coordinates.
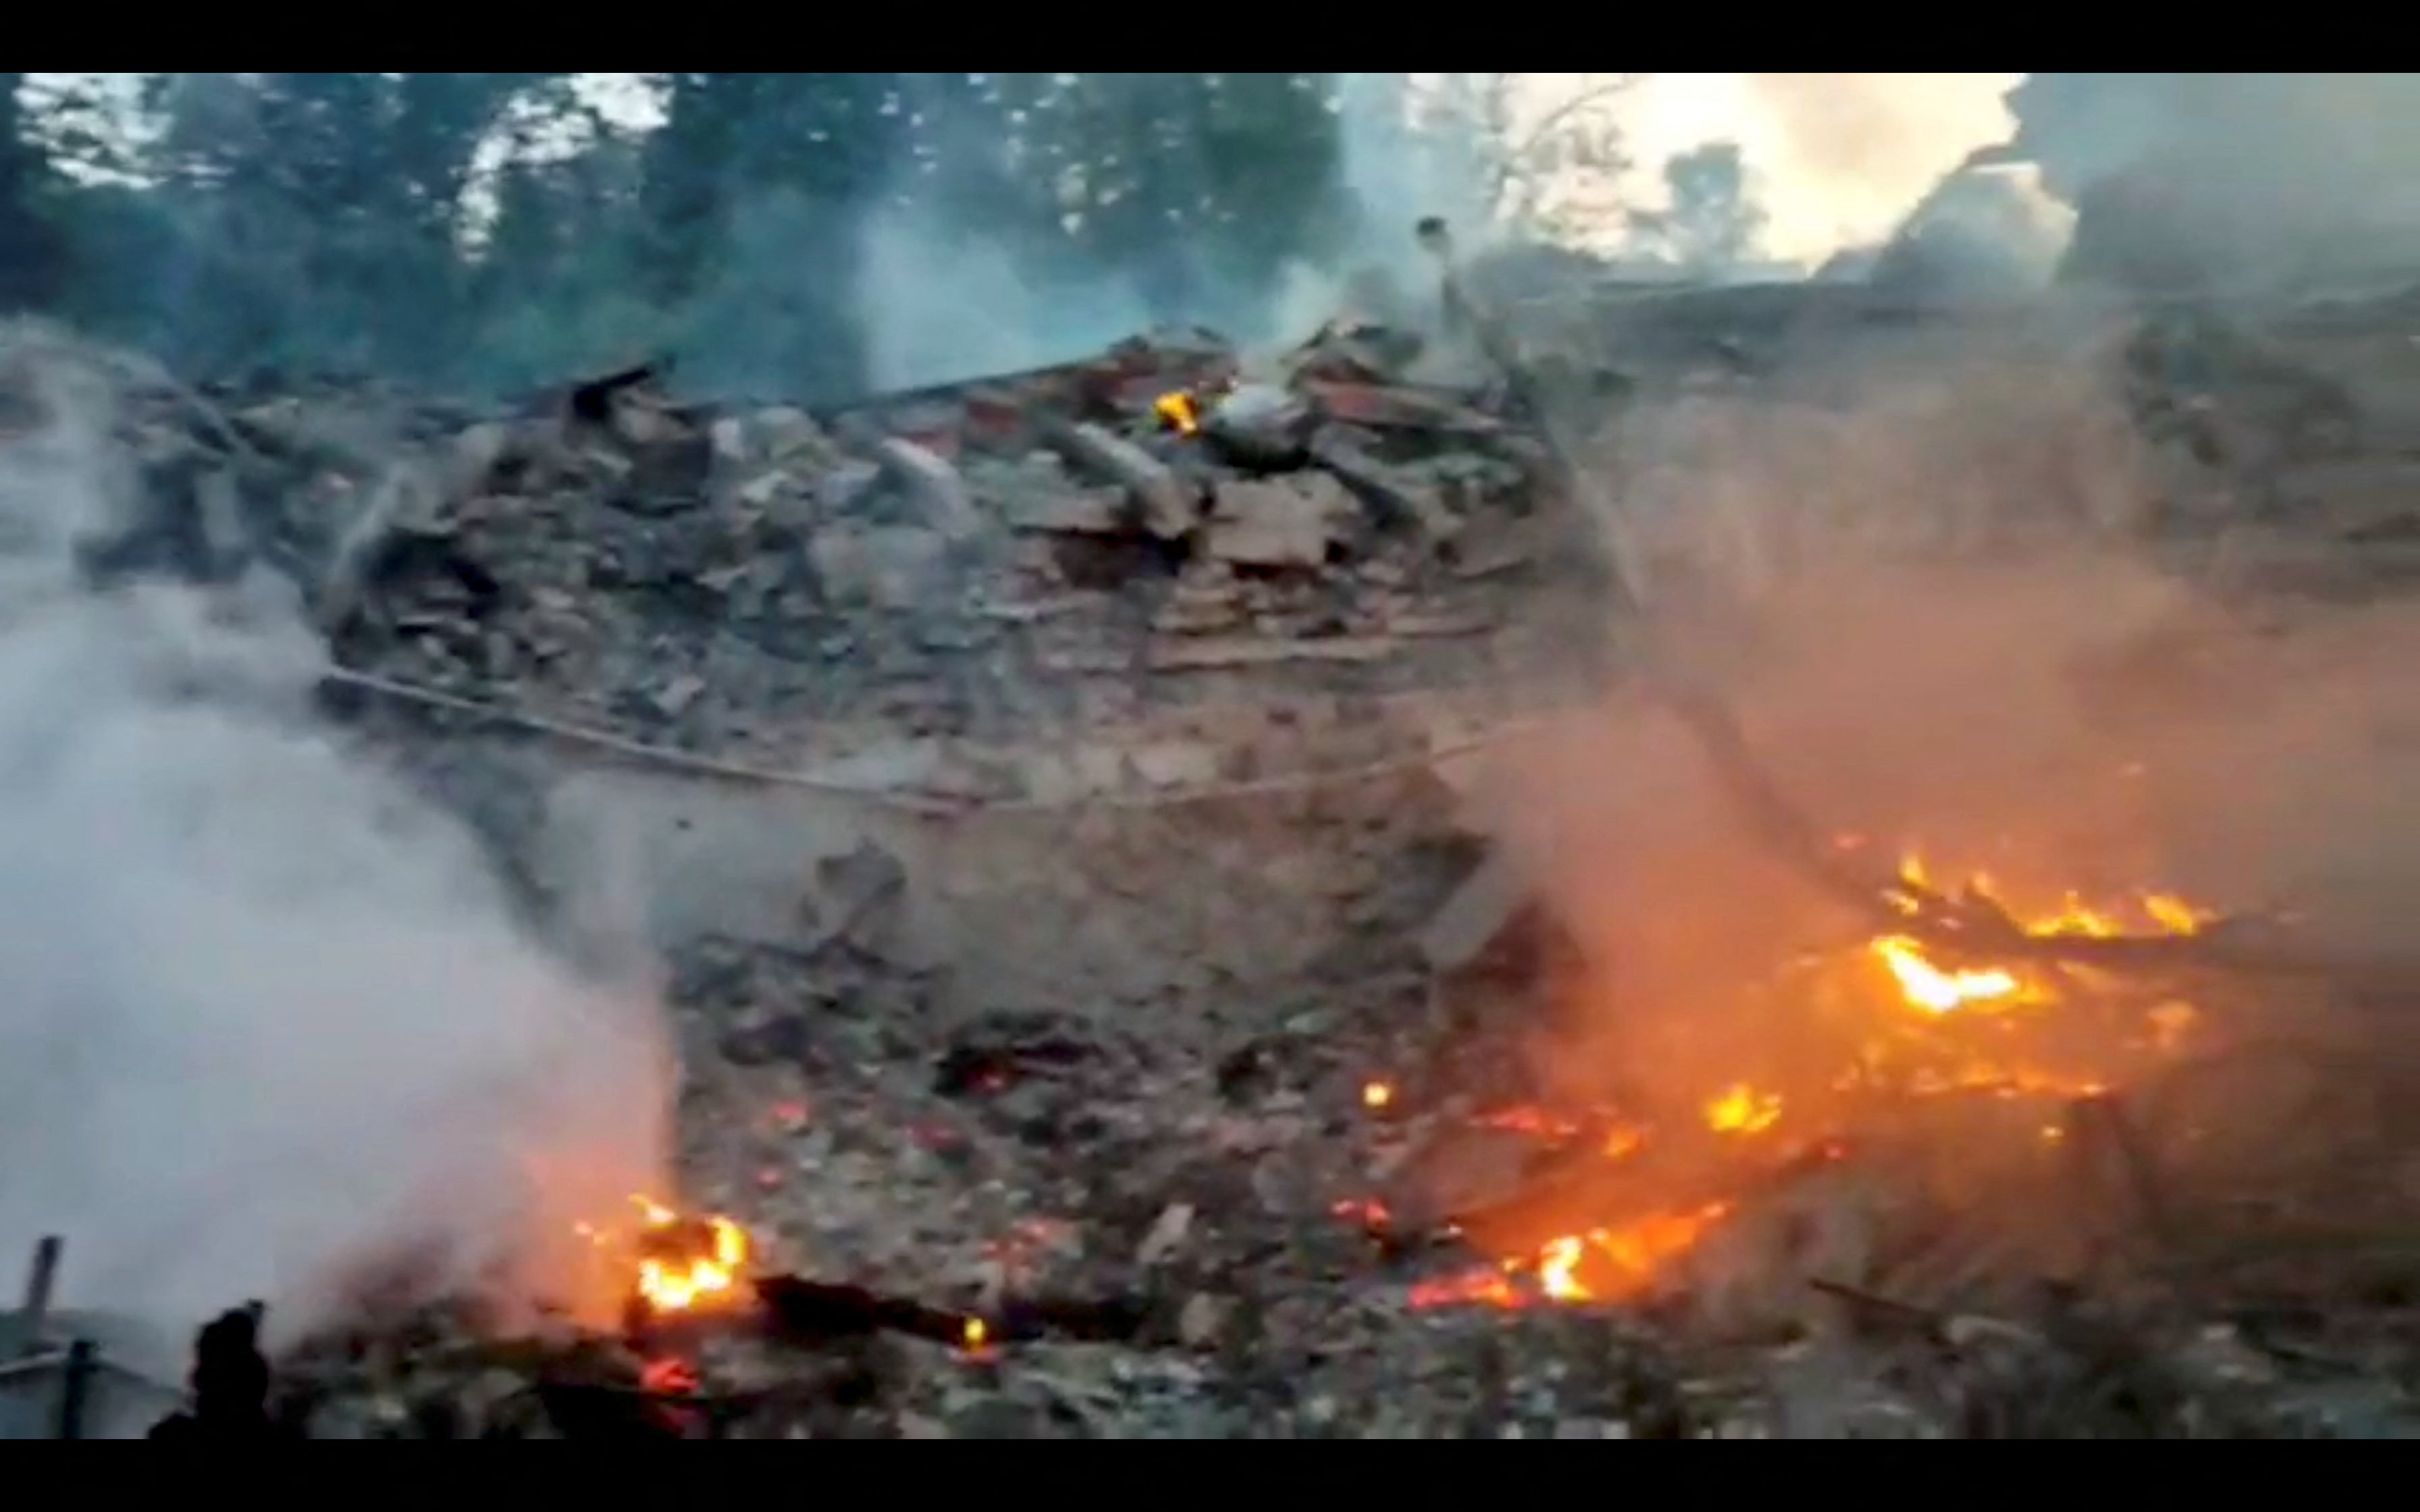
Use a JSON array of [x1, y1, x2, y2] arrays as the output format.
[[148, 1303, 296, 1440]]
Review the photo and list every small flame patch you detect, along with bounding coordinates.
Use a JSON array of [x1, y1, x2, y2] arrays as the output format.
[[578, 1195, 752, 1318], [1153, 391, 1202, 436]]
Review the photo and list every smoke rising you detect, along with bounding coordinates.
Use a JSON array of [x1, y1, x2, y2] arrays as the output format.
[[856, 199, 1159, 393], [2012, 75, 2420, 292], [1331, 74, 2026, 277], [1485, 328, 2420, 1114], [1696, 74, 2021, 265], [0, 329, 670, 1345], [847, 72, 2043, 392]]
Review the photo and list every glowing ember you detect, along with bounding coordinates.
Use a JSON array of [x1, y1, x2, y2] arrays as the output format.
[[1898, 1063, 2107, 1099], [1704, 1083, 1784, 1136], [1869, 858, 2209, 1018], [1571, 1204, 1735, 1300], [1475, 1104, 1585, 1139], [1537, 1236, 1589, 1300], [1409, 1266, 1525, 1310], [1409, 1204, 1734, 1310], [1153, 391, 1202, 436], [640, 1356, 700, 1396], [2147, 1000, 2199, 1051], [1334, 1197, 1392, 1230], [2142, 894, 2211, 935], [627, 1196, 751, 1315], [1361, 1079, 1394, 1111], [1871, 936, 2024, 1014], [1600, 1125, 1647, 1159], [1391, 852, 2217, 1316]]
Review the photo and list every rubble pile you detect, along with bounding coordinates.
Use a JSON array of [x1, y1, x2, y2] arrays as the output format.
[[196, 327, 1577, 768], [59, 318, 1596, 1025], [251, 923, 2420, 1439], [24, 277, 2420, 1436]]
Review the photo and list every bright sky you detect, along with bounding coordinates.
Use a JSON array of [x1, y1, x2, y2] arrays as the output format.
[[1523, 72, 2024, 264]]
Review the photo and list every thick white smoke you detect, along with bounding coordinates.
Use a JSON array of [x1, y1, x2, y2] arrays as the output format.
[[1643, 73, 2023, 265], [1336, 74, 2028, 273], [0, 332, 670, 1347]]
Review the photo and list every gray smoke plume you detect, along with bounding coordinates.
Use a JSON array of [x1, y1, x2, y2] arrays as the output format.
[[856, 197, 1160, 392], [0, 329, 671, 1347], [2011, 74, 2420, 292], [1488, 325, 2420, 1123]]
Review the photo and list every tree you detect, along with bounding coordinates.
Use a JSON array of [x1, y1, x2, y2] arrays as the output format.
[[1396, 74, 1636, 242], [893, 74, 1054, 239], [1627, 142, 1764, 273], [962, 73, 1346, 332], [1191, 74, 1347, 294], [0, 73, 65, 311], [113, 72, 537, 379], [9, 71, 1361, 390], [639, 72, 906, 397], [471, 96, 666, 391]]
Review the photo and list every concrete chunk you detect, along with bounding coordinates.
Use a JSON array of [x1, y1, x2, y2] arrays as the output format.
[[1205, 474, 1357, 568], [1311, 430, 1459, 540], [1046, 421, 1196, 539], [1418, 850, 1531, 973], [876, 435, 985, 542], [808, 524, 951, 610]]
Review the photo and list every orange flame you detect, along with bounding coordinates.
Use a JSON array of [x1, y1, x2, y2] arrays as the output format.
[[1154, 391, 1202, 436], [1409, 1204, 1733, 1310], [640, 1356, 700, 1396], [1704, 1083, 1783, 1136], [1870, 858, 2208, 1017], [627, 1196, 752, 1315], [1870, 936, 2025, 1014], [1392, 853, 2217, 1316]]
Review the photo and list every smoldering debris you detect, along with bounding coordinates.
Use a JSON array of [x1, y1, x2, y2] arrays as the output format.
[[16, 245, 2420, 1438]]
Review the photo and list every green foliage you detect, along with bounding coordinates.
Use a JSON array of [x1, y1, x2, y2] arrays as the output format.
[[0, 72, 1643, 392], [0, 72, 65, 310], [1397, 74, 1637, 243]]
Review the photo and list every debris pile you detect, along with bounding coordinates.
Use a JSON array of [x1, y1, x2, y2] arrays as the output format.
[[253, 922, 2420, 1438], [80, 325, 1574, 778], [18, 269, 2420, 1436]]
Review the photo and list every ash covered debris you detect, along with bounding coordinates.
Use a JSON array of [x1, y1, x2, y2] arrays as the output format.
[[26, 245, 2420, 1440], [99, 319, 1575, 779], [200, 925, 2420, 1438], [62, 310, 1597, 1034]]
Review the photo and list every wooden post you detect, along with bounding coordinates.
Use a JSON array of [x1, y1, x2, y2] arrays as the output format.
[[7, 1237, 61, 1359], [53, 1340, 95, 1440]]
